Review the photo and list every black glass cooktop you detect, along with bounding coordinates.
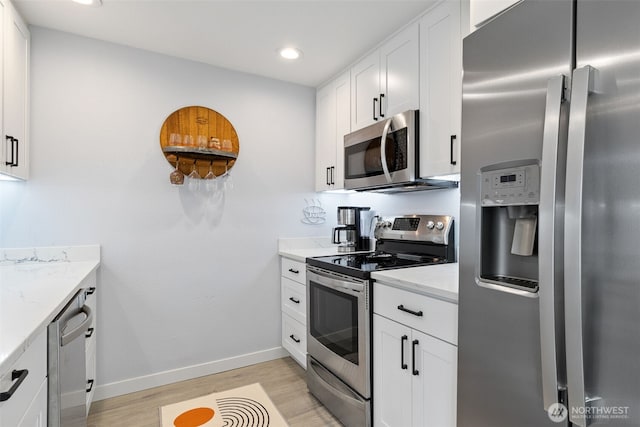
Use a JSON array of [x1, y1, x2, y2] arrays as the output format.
[[307, 252, 447, 280]]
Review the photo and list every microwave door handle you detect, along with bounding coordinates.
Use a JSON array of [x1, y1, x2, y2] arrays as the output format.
[[380, 118, 392, 182]]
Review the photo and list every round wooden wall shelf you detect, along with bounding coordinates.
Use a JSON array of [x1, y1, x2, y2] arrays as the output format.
[[159, 106, 240, 179]]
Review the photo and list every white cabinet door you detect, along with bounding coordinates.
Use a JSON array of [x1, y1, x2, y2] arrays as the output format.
[[2, 1, 29, 180], [315, 71, 349, 191], [380, 22, 419, 119], [373, 314, 413, 427], [315, 82, 335, 191], [419, 0, 462, 178], [351, 50, 380, 131], [411, 329, 458, 427], [17, 378, 46, 427]]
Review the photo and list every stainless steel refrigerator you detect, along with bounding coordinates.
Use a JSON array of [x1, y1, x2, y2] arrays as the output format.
[[458, 1, 640, 426]]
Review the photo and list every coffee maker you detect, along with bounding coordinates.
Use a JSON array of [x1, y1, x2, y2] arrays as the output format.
[[332, 206, 374, 252]]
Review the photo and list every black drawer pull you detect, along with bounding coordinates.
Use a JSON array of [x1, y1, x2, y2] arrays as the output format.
[[289, 334, 301, 343], [86, 287, 96, 295], [86, 327, 95, 338], [397, 305, 423, 317], [288, 268, 299, 274], [412, 340, 419, 376], [86, 379, 94, 393], [288, 297, 300, 304], [0, 369, 29, 402], [450, 135, 457, 165], [401, 335, 408, 370]]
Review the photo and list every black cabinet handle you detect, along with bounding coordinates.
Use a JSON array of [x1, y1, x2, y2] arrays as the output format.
[[86, 379, 94, 393], [379, 93, 385, 117], [288, 268, 299, 274], [400, 335, 408, 370], [0, 369, 29, 402], [450, 135, 457, 165], [330, 166, 335, 185], [373, 97, 378, 121], [5, 135, 16, 167], [86, 287, 96, 295], [289, 334, 301, 343], [14, 138, 18, 167], [397, 304, 423, 317], [412, 340, 419, 376], [86, 327, 95, 338], [288, 297, 300, 304]]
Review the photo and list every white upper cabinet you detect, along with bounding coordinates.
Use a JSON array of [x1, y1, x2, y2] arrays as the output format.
[[351, 23, 419, 131], [315, 70, 350, 191], [1, 0, 29, 180], [470, 0, 521, 31], [419, 0, 462, 178]]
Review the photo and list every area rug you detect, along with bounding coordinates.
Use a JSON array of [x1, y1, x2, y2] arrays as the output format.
[[160, 383, 289, 427]]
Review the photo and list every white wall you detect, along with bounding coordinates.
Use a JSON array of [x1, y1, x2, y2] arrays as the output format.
[[0, 27, 460, 398]]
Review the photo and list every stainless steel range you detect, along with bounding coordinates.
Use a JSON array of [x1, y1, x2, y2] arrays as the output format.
[[305, 215, 455, 427]]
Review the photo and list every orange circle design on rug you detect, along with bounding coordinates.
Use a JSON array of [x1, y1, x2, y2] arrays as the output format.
[[173, 407, 215, 427]]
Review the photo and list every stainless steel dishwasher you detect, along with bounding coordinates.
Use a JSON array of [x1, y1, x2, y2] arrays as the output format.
[[48, 289, 93, 427]]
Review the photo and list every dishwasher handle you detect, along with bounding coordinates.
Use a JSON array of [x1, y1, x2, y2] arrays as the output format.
[[60, 305, 93, 347]]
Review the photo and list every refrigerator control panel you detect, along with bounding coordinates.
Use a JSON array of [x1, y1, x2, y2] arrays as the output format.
[[481, 165, 540, 206]]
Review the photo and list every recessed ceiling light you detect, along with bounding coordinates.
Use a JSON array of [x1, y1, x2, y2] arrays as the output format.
[[72, 0, 102, 6], [278, 47, 302, 60]]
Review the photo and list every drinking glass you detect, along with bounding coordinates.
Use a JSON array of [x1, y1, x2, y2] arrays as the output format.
[[221, 139, 233, 152], [169, 133, 182, 146], [183, 134, 194, 147], [197, 135, 208, 149], [169, 159, 184, 185]]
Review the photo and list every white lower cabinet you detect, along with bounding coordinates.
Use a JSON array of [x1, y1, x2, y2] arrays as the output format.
[[280, 257, 307, 369], [0, 329, 47, 427], [373, 283, 457, 427]]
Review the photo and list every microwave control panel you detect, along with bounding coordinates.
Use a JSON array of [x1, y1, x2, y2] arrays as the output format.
[[481, 164, 540, 206]]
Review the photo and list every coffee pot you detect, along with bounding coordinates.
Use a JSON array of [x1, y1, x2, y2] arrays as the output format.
[[332, 206, 373, 252]]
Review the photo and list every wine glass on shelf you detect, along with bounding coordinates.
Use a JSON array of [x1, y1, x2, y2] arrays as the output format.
[[183, 134, 194, 147], [169, 158, 184, 185]]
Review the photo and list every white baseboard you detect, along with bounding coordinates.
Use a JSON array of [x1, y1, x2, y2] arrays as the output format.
[[93, 346, 289, 402]]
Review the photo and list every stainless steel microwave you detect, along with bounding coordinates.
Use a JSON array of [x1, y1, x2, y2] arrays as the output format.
[[344, 110, 457, 192]]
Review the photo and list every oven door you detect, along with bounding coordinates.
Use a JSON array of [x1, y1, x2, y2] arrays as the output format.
[[307, 267, 370, 398], [344, 110, 417, 190]]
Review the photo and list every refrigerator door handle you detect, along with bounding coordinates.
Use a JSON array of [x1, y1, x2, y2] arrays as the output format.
[[539, 74, 566, 412], [565, 65, 595, 427]]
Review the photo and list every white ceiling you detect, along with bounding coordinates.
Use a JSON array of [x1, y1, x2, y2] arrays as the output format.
[[14, 0, 436, 87]]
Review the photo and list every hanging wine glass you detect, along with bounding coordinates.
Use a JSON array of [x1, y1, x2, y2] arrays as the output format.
[[169, 158, 184, 185], [187, 160, 200, 192], [204, 161, 217, 193], [221, 161, 234, 190]]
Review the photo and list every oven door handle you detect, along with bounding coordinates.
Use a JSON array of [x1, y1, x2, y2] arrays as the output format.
[[307, 269, 365, 295]]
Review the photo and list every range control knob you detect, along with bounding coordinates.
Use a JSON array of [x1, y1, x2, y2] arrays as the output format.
[[435, 221, 445, 230], [426, 221, 435, 229]]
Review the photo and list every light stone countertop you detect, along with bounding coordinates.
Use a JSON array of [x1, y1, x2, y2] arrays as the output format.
[[371, 262, 459, 303], [0, 245, 100, 378]]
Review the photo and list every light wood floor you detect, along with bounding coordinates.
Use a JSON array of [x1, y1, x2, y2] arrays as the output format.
[[87, 357, 342, 427]]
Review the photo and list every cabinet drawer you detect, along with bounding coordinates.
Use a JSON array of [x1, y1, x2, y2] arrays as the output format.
[[0, 329, 47, 427], [282, 313, 307, 369], [281, 258, 306, 284], [374, 283, 458, 345], [281, 277, 306, 325], [86, 350, 96, 416]]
